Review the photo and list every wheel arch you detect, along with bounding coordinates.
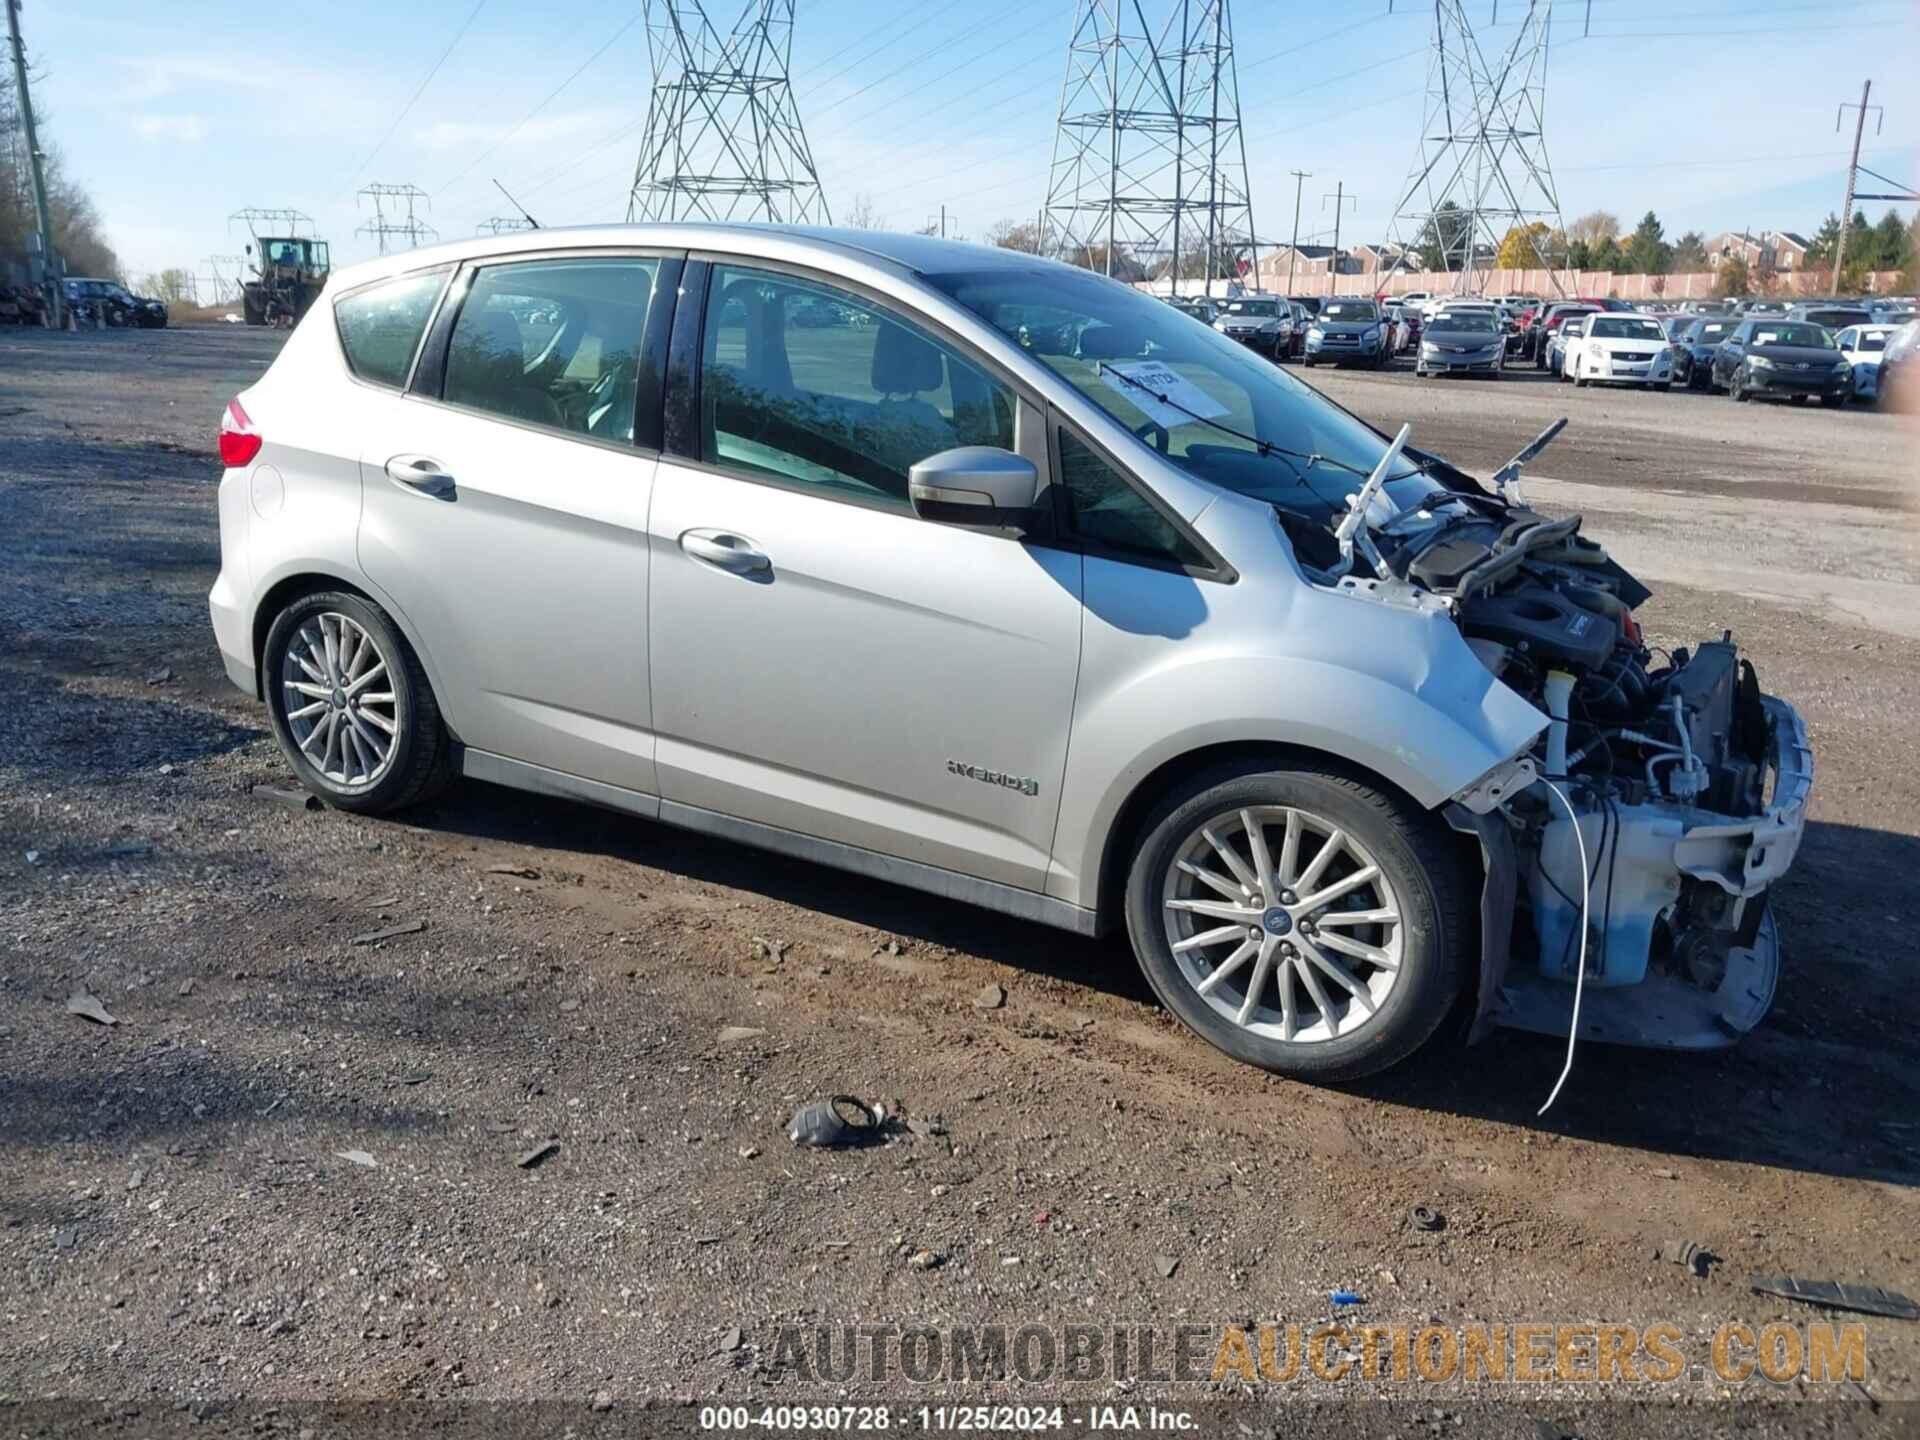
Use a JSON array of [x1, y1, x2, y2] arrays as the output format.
[[1087, 738, 1477, 935], [249, 567, 448, 726]]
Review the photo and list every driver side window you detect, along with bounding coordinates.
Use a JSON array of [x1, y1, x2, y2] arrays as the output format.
[[443, 257, 659, 443], [699, 264, 1015, 512]]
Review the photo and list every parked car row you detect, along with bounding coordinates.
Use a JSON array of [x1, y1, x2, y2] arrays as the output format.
[[1155, 288, 1919, 409]]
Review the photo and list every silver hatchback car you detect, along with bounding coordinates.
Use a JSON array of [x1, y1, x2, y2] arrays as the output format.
[[211, 225, 1810, 1083]]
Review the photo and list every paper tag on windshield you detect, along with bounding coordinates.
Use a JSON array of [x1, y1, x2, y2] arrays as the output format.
[[1099, 360, 1229, 431]]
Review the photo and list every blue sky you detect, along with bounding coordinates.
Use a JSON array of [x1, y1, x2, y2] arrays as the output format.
[[21, 0, 1920, 282]]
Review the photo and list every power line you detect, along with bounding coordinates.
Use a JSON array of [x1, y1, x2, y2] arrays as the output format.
[[351, 0, 490, 184], [437, 12, 642, 196]]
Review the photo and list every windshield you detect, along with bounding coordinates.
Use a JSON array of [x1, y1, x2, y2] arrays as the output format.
[[1750, 323, 1833, 349], [1223, 300, 1276, 317], [1431, 312, 1499, 333], [927, 265, 1444, 520], [1589, 317, 1666, 341], [1319, 301, 1377, 322]]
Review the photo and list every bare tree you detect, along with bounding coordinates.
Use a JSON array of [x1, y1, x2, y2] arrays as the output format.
[[842, 192, 885, 231], [985, 218, 1042, 254], [1566, 210, 1620, 250]]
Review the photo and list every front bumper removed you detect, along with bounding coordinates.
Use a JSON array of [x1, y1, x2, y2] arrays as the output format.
[[1465, 695, 1812, 1050]]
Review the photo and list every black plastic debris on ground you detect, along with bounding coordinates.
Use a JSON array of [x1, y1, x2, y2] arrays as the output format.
[[788, 1096, 888, 1149], [1749, 1275, 1920, 1321]]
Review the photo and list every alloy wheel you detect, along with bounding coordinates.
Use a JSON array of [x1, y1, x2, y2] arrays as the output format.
[[278, 611, 400, 788], [1159, 805, 1404, 1045]]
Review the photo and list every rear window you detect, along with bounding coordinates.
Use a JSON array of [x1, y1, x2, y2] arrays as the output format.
[[334, 269, 449, 388]]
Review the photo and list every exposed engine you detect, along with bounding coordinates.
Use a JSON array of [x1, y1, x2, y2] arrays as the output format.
[[1326, 427, 1811, 1051]]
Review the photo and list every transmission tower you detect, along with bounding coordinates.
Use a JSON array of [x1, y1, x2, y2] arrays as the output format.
[[1384, 0, 1566, 296], [476, 216, 536, 235], [356, 183, 438, 255], [228, 208, 315, 242], [203, 254, 248, 304], [1041, 0, 1258, 293], [626, 0, 830, 225]]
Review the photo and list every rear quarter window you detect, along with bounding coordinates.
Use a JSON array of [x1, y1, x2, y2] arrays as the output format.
[[334, 269, 450, 388]]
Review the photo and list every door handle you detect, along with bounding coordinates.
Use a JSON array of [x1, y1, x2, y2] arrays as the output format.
[[385, 454, 456, 499], [680, 528, 771, 575]]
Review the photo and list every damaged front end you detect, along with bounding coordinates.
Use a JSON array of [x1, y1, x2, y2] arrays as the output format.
[[1317, 422, 1815, 1053]]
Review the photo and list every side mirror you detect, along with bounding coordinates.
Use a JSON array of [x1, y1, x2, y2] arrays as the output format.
[[908, 447, 1039, 532]]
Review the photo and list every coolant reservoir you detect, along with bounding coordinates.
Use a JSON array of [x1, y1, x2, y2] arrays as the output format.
[[1530, 802, 1686, 987]]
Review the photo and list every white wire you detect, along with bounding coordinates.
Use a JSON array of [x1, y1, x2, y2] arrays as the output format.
[[1536, 777, 1592, 1117]]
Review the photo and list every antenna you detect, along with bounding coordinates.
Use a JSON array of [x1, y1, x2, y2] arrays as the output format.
[[627, 0, 830, 224], [492, 178, 540, 230], [1042, 0, 1259, 297], [1382, 0, 1567, 298], [355, 183, 439, 255]]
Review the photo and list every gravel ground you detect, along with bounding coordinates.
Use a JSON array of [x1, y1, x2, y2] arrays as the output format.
[[3, 324, 1918, 1433]]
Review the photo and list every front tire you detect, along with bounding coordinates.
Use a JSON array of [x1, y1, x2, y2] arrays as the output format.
[[1730, 371, 1749, 402], [1123, 761, 1468, 1082], [262, 590, 453, 815]]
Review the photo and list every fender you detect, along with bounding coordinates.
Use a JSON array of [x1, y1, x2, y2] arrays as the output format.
[[1046, 491, 1546, 912]]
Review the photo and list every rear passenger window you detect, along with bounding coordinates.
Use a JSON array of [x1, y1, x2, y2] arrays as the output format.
[[443, 258, 660, 442], [334, 269, 448, 388], [699, 264, 1015, 510], [1056, 428, 1206, 570]]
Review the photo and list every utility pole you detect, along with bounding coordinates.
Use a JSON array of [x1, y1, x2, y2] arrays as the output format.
[[1832, 80, 1885, 293], [1285, 169, 1311, 295], [6, 0, 62, 327], [1323, 181, 1355, 295]]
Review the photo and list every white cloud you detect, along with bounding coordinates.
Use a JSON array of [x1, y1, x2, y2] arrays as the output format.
[[419, 108, 627, 153], [132, 114, 209, 144]]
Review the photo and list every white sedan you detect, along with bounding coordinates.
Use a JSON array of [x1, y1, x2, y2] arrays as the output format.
[[1835, 324, 1899, 401], [1568, 313, 1676, 390]]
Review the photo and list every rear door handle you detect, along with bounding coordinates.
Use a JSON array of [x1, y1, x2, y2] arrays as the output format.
[[385, 454, 456, 499], [680, 528, 770, 575]]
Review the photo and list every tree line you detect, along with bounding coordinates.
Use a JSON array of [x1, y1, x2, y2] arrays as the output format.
[[1, 63, 120, 283], [1417, 202, 1919, 290]]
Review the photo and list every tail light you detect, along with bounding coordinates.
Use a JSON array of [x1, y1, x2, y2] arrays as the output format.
[[219, 398, 262, 468]]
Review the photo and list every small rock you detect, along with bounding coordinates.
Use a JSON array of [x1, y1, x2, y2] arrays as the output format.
[[717, 1025, 765, 1044], [1156, 1255, 1179, 1279], [1380, 1268, 1399, 1287], [558, 999, 581, 1013], [737, 1146, 760, 1160], [1651, 1167, 1678, 1180], [157, 763, 174, 776], [335, 1150, 377, 1169], [930, 1184, 950, 1199], [53, 1227, 77, 1251], [516, 1141, 560, 1170], [24, 849, 42, 865], [127, 1169, 145, 1192], [176, 978, 196, 998], [146, 666, 173, 685], [719, 1325, 744, 1352], [485, 863, 541, 879], [973, 982, 1006, 1010], [907, 1249, 944, 1272], [267, 1317, 296, 1337], [66, 989, 118, 1026], [591, 1392, 613, 1413]]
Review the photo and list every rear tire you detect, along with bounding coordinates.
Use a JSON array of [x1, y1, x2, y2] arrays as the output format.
[[1123, 760, 1468, 1082], [262, 590, 453, 816]]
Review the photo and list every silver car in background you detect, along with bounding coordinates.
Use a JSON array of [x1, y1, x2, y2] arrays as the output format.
[[211, 224, 1810, 1083]]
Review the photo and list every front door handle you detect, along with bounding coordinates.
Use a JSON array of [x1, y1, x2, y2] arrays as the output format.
[[385, 454, 456, 499], [680, 528, 771, 575]]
